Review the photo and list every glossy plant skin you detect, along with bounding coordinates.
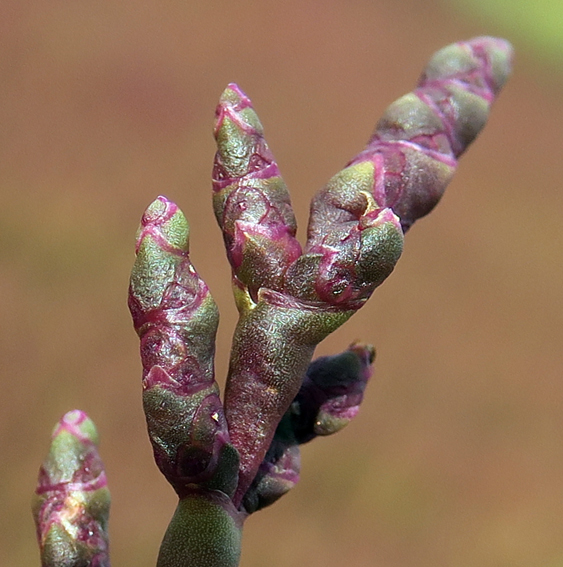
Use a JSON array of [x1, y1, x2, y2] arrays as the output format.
[[34, 37, 512, 567]]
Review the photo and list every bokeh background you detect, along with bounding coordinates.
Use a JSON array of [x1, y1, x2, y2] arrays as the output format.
[[1, 1, 561, 566]]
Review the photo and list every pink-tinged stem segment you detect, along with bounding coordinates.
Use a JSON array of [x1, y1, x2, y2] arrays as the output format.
[[346, 36, 513, 231], [32, 410, 110, 567], [129, 196, 239, 499], [224, 293, 355, 505]]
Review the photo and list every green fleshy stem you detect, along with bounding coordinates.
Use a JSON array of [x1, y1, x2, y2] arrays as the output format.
[[157, 490, 243, 567]]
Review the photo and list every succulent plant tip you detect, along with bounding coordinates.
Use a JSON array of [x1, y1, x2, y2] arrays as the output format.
[[33, 411, 110, 567], [215, 84, 248, 134], [218, 83, 253, 112], [51, 409, 100, 445], [469, 36, 514, 76], [134, 196, 190, 259], [141, 196, 177, 226]]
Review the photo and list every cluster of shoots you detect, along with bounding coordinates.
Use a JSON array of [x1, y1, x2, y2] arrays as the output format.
[[33, 37, 512, 567]]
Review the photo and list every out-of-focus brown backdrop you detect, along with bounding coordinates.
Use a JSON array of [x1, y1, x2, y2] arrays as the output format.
[[1, 1, 561, 566]]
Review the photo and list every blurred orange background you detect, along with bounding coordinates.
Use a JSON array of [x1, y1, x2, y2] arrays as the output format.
[[1, 1, 562, 566]]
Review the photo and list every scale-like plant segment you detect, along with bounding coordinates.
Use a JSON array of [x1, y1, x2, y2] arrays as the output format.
[[33, 37, 513, 567], [32, 411, 110, 567]]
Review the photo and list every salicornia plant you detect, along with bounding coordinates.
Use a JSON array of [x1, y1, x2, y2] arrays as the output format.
[[33, 36, 513, 567]]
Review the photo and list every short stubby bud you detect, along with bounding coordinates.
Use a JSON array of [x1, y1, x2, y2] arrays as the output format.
[[32, 410, 110, 567], [213, 83, 301, 298], [292, 342, 375, 443], [289, 160, 405, 307]]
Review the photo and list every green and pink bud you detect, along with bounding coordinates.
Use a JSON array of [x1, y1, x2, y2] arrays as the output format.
[[213, 83, 302, 303], [289, 176, 404, 308], [294, 341, 375, 440], [32, 410, 110, 567], [129, 196, 239, 498], [348, 36, 513, 230]]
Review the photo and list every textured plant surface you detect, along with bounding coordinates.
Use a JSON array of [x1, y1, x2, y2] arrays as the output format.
[[33, 36, 512, 567], [32, 410, 110, 567]]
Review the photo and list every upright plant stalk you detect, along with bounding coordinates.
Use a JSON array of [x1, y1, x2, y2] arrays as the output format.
[[213, 84, 404, 504], [213, 36, 513, 505], [33, 36, 513, 567], [128, 197, 243, 567]]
